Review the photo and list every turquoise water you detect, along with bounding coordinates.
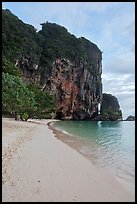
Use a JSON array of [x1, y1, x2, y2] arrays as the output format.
[[55, 121, 135, 193]]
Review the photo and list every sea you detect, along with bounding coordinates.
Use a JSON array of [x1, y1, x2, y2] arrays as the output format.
[[54, 120, 135, 194]]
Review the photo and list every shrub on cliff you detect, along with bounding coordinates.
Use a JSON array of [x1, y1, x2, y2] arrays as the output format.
[[101, 108, 122, 121], [2, 58, 21, 76]]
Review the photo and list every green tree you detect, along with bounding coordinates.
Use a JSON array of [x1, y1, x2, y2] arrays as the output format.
[[2, 72, 37, 120], [101, 107, 122, 121], [27, 83, 55, 119]]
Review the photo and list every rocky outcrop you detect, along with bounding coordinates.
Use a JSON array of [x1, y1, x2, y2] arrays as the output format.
[[44, 56, 102, 120], [99, 93, 122, 121], [16, 54, 41, 84], [125, 115, 135, 121]]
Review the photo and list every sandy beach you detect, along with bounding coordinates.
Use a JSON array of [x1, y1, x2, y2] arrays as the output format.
[[2, 118, 134, 202]]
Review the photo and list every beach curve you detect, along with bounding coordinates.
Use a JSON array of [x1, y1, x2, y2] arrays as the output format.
[[2, 118, 134, 202]]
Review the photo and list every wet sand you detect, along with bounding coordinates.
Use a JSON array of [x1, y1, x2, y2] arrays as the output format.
[[2, 118, 134, 202]]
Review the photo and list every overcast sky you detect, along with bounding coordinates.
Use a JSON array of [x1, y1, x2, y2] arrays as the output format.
[[2, 2, 135, 119]]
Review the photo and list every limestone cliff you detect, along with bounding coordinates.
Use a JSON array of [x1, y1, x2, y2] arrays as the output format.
[[44, 56, 102, 120], [2, 10, 103, 120]]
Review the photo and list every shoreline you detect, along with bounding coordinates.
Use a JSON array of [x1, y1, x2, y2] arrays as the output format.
[[2, 118, 134, 202], [48, 121, 86, 156], [48, 121, 135, 194]]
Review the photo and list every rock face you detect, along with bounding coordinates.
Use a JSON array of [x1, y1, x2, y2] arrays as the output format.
[[45, 57, 102, 120], [16, 54, 41, 84]]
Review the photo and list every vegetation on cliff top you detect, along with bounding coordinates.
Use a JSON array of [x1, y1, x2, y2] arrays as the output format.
[[2, 9, 102, 85], [39, 22, 102, 83], [2, 9, 44, 64]]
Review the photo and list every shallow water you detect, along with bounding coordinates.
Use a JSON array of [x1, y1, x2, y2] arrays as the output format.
[[54, 120, 135, 194]]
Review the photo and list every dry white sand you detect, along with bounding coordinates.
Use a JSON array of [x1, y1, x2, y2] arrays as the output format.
[[2, 118, 134, 202]]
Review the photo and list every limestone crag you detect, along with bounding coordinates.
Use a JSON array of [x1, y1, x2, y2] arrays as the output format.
[[45, 57, 102, 120], [16, 54, 40, 84], [2, 10, 124, 121]]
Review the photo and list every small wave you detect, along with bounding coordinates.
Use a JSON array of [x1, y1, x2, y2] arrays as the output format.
[[55, 127, 74, 137], [61, 130, 71, 135]]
